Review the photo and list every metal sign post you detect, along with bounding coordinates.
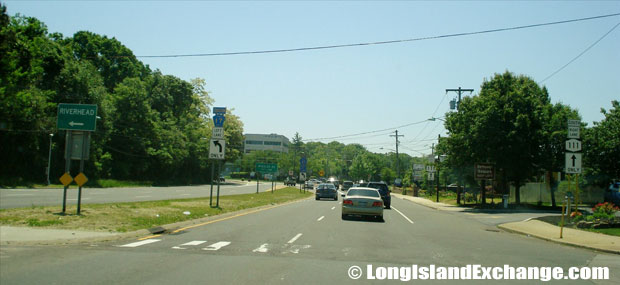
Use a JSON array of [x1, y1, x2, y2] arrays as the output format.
[[62, 131, 73, 214], [209, 107, 226, 207]]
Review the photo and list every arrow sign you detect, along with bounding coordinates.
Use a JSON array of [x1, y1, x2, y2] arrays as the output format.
[[565, 153, 582, 174], [69, 121, 84, 127], [209, 139, 225, 160]]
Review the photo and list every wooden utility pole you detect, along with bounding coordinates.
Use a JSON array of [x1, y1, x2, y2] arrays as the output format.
[[390, 130, 404, 180], [446, 87, 473, 205]]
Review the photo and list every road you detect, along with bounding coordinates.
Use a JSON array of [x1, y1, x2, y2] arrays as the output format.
[[0, 181, 285, 209], [1, 192, 618, 284]]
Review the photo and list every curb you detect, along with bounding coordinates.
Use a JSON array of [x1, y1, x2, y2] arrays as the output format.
[[497, 223, 620, 255]]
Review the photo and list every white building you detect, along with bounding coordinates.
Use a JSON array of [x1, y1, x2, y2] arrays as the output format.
[[244, 133, 290, 154]]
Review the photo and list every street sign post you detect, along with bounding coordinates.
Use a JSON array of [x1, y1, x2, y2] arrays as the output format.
[[57, 103, 97, 131]]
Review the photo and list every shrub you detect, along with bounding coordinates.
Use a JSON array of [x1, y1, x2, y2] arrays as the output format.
[[592, 202, 619, 220], [571, 211, 584, 222]]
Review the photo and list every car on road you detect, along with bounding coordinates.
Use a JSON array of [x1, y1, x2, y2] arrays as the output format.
[[604, 181, 620, 205], [366, 181, 391, 209], [315, 183, 338, 201], [341, 187, 384, 221], [342, 181, 353, 191], [284, 177, 296, 186]]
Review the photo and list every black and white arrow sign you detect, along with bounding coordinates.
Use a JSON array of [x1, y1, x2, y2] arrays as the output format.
[[209, 139, 225, 160]]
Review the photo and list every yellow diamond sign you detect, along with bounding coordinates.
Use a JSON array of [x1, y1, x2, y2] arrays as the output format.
[[74, 173, 88, 187], [319, 170, 325, 177], [59, 173, 73, 186]]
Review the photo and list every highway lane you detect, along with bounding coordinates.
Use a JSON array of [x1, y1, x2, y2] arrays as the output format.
[[1, 192, 618, 284], [0, 181, 288, 209]]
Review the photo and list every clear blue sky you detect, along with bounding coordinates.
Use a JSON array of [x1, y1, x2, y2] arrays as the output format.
[[6, 1, 620, 156]]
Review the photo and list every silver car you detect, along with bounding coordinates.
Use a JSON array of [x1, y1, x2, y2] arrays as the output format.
[[341, 187, 384, 221]]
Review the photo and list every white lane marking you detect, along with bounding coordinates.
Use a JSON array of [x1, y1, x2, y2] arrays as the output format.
[[118, 239, 161, 248], [523, 218, 533, 222], [134, 195, 151, 198], [172, 240, 207, 249], [5, 194, 35, 196], [253, 243, 270, 253], [331, 206, 336, 210], [203, 241, 231, 251], [392, 207, 414, 224], [283, 244, 311, 254], [317, 216, 325, 221], [180, 194, 191, 196], [287, 233, 302, 244]]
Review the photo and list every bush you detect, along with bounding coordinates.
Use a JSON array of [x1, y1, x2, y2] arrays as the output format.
[[592, 202, 619, 220], [571, 211, 584, 222]]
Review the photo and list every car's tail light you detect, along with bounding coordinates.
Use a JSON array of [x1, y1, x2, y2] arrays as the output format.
[[343, 200, 353, 205], [372, 201, 383, 207]]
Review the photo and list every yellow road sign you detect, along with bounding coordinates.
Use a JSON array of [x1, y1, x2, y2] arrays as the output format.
[[319, 170, 325, 177], [74, 173, 88, 187], [59, 172, 73, 186]]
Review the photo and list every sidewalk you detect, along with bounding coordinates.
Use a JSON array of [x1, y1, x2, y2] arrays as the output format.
[[0, 226, 124, 245], [393, 193, 620, 254]]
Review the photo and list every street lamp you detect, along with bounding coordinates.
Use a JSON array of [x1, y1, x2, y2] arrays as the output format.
[[46, 133, 53, 185]]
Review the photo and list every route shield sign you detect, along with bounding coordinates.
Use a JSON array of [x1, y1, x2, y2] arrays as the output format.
[[209, 139, 225, 159], [565, 153, 582, 174], [565, 139, 582, 152], [57, 103, 97, 131]]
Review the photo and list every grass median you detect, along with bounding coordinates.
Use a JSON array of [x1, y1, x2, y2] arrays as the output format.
[[0, 187, 311, 233]]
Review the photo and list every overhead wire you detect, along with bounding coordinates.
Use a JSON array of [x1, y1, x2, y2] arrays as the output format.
[[136, 13, 620, 58]]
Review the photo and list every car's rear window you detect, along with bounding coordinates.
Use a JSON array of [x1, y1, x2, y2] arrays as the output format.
[[318, 184, 335, 190], [367, 183, 388, 193], [347, 189, 380, 198]]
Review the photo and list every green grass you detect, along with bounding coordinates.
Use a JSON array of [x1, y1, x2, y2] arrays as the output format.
[[1, 179, 153, 189], [583, 227, 620, 237], [0, 187, 311, 232]]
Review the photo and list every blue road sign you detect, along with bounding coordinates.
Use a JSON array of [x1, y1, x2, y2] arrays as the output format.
[[300, 157, 307, 173], [213, 114, 225, 127], [213, 107, 227, 115]]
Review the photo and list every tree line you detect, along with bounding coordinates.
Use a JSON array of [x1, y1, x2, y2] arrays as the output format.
[[0, 6, 244, 185]]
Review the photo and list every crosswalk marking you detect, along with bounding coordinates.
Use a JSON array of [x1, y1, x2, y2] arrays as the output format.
[[118, 239, 161, 248], [283, 244, 311, 254], [172, 240, 207, 249], [203, 241, 231, 251], [253, 243, 270, 253]]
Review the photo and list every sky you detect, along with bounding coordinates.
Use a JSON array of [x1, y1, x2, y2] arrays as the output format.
[[5, 1, 620, 157]]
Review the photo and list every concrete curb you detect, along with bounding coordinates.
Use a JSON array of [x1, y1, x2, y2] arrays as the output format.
[[498, 221, 620, 255], [0, 188, 311, 246]]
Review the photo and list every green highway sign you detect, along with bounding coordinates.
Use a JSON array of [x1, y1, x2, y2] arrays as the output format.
[[256, 163, 278, 174], [57, 103, 97, 131]]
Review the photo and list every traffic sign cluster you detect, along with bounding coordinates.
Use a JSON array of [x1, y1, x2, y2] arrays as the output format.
[[565, 120, 582, 174]]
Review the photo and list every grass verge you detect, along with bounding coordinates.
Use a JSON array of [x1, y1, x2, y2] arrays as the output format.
[[0, 187, 310, 233], [583, 227, 620, 237]]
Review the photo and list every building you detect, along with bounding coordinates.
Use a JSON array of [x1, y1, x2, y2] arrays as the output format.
[[243, 133, 290, 154]]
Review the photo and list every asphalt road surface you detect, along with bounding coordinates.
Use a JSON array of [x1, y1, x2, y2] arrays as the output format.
[[0, 181, 284, 209], [1, 193, 618, 284]]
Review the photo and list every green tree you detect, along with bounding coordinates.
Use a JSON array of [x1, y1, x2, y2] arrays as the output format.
[[583, 100, 620, 184], [445, 71, 550, 204]]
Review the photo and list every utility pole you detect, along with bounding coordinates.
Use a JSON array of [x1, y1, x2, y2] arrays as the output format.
[[390, 130, 404, 180], [446, 87, 473, 205], [446, 87, 474, 110], [436, 134, 441, 203]]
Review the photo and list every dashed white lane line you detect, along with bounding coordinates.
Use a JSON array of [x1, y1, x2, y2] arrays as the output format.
[[5, 194, 35, 196], [203, 241, 231, 251], [172, 240, 206, 249], [287, 233, 302, 244], [392, 207, 414, 224], [331, 206, 336, 210], [253, 243, 270, 253], [134, 195, 152, 198], [118, 239, 161, 248], [317, 216, 325, 221]]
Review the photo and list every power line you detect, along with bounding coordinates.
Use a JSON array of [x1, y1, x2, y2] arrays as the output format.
[[303, 119, 430, 142], [137, 13, 620, 58], [541, 21, 620, 83]]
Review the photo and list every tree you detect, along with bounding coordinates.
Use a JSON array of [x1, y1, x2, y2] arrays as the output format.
[[583, 100, 620, 184], [445, 71, 550, 204]]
